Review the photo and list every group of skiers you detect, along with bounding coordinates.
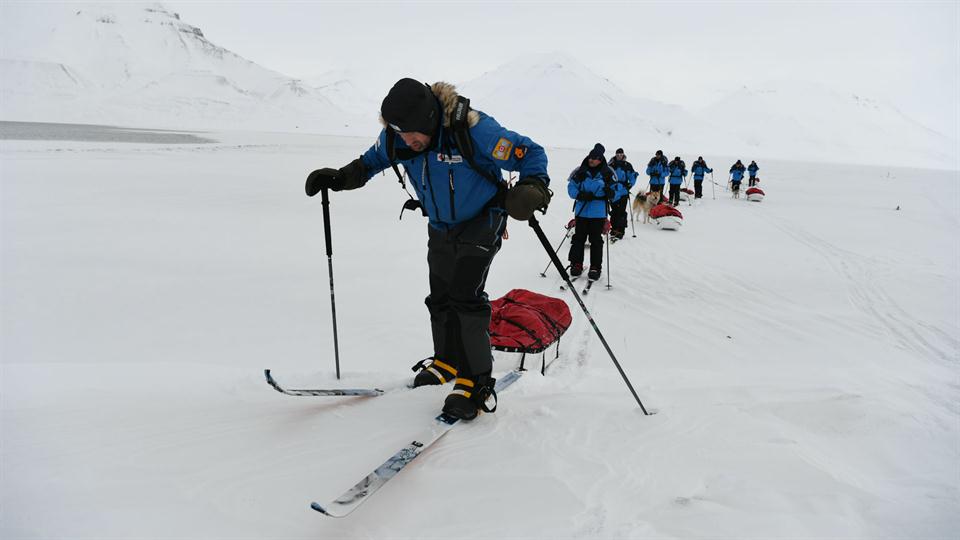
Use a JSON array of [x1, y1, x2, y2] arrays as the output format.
[[564, 145, 762, 284], [305, 76, 763, 422], [728, 159, 761, 192]]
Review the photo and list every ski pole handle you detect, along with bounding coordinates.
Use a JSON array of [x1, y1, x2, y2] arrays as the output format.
[[321, 187, 333, 257]]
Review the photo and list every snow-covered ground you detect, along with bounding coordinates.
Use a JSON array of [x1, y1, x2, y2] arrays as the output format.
[[2, 127, 957, 538]]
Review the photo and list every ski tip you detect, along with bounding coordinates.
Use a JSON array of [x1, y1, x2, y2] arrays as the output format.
[[311, 501, 347, 518]]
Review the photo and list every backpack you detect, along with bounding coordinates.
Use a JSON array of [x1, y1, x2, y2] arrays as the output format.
[[384, 94, 506, 218]]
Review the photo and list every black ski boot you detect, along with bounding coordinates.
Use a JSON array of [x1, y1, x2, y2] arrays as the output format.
[[570, 262, 583, 277], [442, 374, 498, 421], [588, 266, 602, 281], [411, 357, 458, 387]]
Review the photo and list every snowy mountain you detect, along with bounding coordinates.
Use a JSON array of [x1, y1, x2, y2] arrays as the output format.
[[1, 5, 954, 169], [460, 53, 956, 169], [0, 2, 377, 133], [460, 52, 704, 151], [697, 81, 958, 169]]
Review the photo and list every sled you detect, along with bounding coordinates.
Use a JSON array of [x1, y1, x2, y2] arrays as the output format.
[[490, 289, 572, 375], [649, 203, 683, 230], [679, 188, 694, 205], [746, 187, 765, 202]]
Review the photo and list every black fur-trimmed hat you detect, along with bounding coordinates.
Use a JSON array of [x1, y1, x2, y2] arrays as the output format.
[[381, 78, 439, 135]]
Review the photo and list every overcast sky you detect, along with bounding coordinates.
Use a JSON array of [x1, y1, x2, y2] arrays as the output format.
[[166, 1, 958, 138]]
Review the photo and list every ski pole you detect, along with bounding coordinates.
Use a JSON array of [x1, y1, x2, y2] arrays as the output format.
[[605, 225, 612, 289], [319, 187, 342, 379], [629, 191, 636, 237], [711, 172, 716, 200], [538, 228, 571, 277], [604, 199, 612, 289], [528, 216, 649, 414]]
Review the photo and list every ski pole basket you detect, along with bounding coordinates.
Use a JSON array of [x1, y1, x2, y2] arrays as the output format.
[[489, 289, 572, 374]]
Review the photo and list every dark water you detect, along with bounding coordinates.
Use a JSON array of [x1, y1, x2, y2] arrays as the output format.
[[0, 121, 217, 144]]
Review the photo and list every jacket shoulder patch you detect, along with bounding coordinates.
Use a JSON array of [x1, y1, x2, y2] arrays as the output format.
[[491, 138, 513, 161]]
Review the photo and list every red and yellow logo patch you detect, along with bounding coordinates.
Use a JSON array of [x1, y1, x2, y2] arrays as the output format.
[[514, 145, 528, 160], [491, 138, 513, 161]]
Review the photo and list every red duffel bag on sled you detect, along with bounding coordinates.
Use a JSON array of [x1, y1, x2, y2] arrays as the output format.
[[746, 187, 765, 202], [490, 289, 572, 374], [649, 203, 683, 230]]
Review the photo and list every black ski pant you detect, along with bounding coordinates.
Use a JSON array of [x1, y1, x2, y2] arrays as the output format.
[[649, 183, 664, 194], [568, 217, 605, 270], [609, 197, 628, 237], [748, 177, 757, 187], [694, 179, 703, 198], [668, 184, 681, 206], [425, 211, 506, 379]]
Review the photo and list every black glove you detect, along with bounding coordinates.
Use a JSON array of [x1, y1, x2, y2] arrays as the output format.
[[576, 192, 597, 201], [305, 157, 367, 197], [505, 176, 551, 220], [604, 186, 616, 200]]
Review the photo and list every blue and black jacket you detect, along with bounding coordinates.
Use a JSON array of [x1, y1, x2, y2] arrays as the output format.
[[567, 162, 615, 219], [668, 160, 687, 185], [359, 84, 549, 230], [607, 158, 638, 202], [691, 161, 713, 180], [646, 156, 669, 186], [730, 162, 746, 182]]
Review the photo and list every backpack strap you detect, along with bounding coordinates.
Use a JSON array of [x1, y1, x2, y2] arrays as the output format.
[[384, 128, 426, 218], [451, 96, 508, 196]]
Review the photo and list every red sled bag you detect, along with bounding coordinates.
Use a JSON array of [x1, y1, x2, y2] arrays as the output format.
[[746, 187, 765, 196], [649, 204, 683, 219], [680, 188, 695, 195], [490, 289, 572, 354]]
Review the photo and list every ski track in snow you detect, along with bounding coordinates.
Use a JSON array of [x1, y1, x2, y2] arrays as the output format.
[[2, 135, 958, 539], [768, 216, 958, 366]]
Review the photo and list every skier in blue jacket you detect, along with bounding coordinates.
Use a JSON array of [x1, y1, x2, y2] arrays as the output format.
[[748, 160, 760, 186], [645, 150, 669, 195], [567, 143, 614, 281], [607, 148, 637, 241], [667, 156, 687, 206], [729, 160, 746, 195], [690, 156, 713, 199], [305, 78, 552, 420]]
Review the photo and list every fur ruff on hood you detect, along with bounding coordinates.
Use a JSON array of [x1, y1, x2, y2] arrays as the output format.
[[379, 81, 480, 131]]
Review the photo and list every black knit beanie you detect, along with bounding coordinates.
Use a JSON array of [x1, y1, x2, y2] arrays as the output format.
[[586, 143, 605, 162], [381, 78, 439, 135]]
